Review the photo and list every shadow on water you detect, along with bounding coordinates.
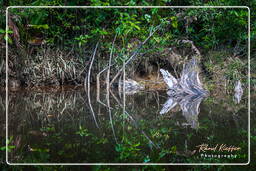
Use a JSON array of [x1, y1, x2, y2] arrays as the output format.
[[2, 86, 249, 163]]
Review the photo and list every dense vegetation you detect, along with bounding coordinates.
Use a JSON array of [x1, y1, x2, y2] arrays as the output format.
[[0, 0, 254, 90], [0, 0, 255, 170]]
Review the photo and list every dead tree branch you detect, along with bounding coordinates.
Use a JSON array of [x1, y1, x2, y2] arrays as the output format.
[[110, 24, 162, 86], [106, 34, 117, 93], [87, 42, 99, 128]]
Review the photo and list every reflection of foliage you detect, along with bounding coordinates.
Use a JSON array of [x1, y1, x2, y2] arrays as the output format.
[[76, 126, 91, 137], [115, 139, 141, 161], [6, 90, 246, 162], [1, 88, 252, 169]]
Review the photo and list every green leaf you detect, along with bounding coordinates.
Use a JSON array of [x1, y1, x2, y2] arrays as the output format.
[[143, 156, 150, 163], [133, 24, 140, 31], [172, 20, 178, 28], [29, 24, 49, 29], [4, 35, 13, 44], [0, 29, 5, 34], [0, 146, 6, 151], [151, 8, 158, 15], [8, 145, 15, 149], [7, 30, 14, 34], [171, 146, 177, 153], [145, 14, 151, 23], [0, 29, 13, 34]]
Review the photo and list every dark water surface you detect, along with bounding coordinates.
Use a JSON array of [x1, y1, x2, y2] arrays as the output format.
[[4, 87, 249, 163]]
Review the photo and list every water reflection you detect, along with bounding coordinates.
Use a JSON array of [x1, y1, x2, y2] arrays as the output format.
[[3, 87, 248, 163], [160, 94, 205, 129]]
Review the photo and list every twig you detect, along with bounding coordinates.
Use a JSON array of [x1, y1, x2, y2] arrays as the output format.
[[96, 34, 117, 103], [106, 34, 117, 93], [96, 66, 107, 102], [110, 89, 122, 106], [95, 64, 116, 107], [87, 42, 99, 128], [122, 60, 126, 139], [106, 41, 118, 143], [118, 72, 123, 98], [122, 59, 126, 100], [102, 35, 118, 142]]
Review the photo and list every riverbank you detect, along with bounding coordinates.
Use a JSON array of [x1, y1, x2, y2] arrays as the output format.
[[0, 47, 250, 93]]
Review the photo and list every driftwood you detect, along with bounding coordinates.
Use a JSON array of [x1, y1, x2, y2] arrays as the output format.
[[160, 57, 208, 97], [118, 79, 144, 95], [234, 80, 243, 104], [160, 56, 208, 129]]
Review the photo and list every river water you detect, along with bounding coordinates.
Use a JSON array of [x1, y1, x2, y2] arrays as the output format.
[[2, 87, 249, 164]]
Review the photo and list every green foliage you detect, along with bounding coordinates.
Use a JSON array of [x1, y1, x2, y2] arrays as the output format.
[[115, 140, 141, 161], [0, 1, 254, 167], [0, 28, 13, 44], [225, 58, 245, 81], [40, 126, 55, 132], [182, 8, 248, 50], [75, 34, 90, 47], [75, 126, 91, 137], [115, 13, 141, 36], [4, 4, 249, 57], [0, 136, 16, 152], [28, 24, 49, 29]]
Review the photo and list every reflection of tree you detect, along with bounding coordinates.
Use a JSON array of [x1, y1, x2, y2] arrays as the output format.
[[8, 90, 87, 133], [99, 86, 159, 149], [160, 94, 205, 129], [6, 89, 249, 163]]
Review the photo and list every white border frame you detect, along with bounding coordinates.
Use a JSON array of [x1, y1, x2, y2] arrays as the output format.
[[6, 6, 250, 166]]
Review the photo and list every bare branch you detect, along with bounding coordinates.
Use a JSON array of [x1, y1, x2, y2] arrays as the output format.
[[87, 42, 99, 128]]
